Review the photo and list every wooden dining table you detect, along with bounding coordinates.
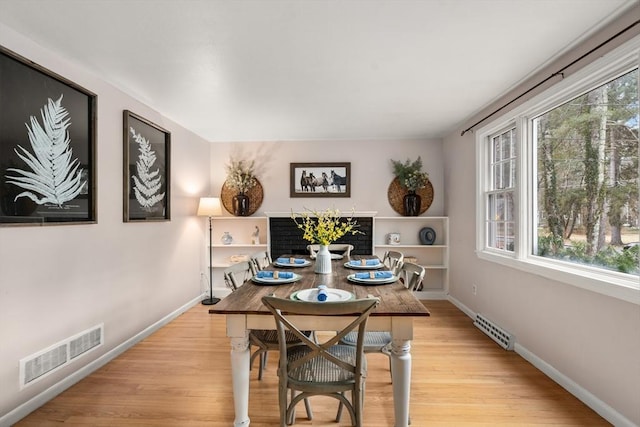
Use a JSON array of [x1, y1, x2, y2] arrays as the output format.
[[209, 255, 430, 427]]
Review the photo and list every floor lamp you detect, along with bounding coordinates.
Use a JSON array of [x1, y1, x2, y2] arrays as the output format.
[[197, 197, 222, 305]]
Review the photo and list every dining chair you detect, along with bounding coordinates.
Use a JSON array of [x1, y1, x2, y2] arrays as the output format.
[[223, 261, 312, 394], [382, 250, 404, 275], [262, 295, 380, 427], [307, 243, 354, 259], [249, 250, 272, 273], [339, 261, 425, 377], [222, 260, 255, 291]]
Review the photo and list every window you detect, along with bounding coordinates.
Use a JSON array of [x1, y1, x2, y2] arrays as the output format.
[[486, 128, 516, 252], [476, 36, 640, 304], [533, 70, 638, 274]]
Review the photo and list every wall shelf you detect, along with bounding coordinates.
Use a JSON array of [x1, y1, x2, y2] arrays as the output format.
[[206, 215, 449, 297]]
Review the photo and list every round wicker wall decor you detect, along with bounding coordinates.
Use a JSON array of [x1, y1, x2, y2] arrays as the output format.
[[220, 179, 264, 216], [387, 176, 433, 216]]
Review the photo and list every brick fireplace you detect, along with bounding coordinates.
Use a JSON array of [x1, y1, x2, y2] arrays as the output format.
[[268, 215, 374, 258]]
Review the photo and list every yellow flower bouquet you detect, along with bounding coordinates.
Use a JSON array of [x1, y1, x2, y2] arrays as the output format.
[[292, 207, 361, 246]]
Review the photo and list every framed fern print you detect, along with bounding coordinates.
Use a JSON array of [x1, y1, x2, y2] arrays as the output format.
[[123, 110, 171, 222], [0, 46, 96, 226]]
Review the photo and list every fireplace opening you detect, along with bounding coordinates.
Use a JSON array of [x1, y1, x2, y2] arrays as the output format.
[[269, 217, 374, 258]]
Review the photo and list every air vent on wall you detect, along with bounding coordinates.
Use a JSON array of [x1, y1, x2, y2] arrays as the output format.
[[474, 314, 514, 350], [20, 324, 103, 388]]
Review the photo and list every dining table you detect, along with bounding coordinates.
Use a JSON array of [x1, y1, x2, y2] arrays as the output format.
[[209, 255, 430, 427]]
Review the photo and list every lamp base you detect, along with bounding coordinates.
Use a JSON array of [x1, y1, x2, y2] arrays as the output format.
[[201, 296, 221, 305]]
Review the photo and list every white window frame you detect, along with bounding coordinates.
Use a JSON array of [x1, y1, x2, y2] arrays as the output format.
[[476, 35, 640, 305]]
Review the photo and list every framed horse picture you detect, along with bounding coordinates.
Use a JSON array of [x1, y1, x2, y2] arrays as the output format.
[[290, 162, 351, 198]]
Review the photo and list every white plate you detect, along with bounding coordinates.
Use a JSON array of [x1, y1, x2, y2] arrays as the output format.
[[310, 253, 343, 260], [291, 288, 354, 302], [344, 261, 383, 270], [252, 273, 302, 285], [274, 259, 312, 268], [347, 273, 397, 285]]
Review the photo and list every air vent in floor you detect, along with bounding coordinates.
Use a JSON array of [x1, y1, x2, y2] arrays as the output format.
[[474, 314, 514, 350]]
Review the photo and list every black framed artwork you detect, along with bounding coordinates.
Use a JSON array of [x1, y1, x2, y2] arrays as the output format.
[[123, 110, 171, 222], [290, 162, 351, 198], [0, 46, 97, 226]]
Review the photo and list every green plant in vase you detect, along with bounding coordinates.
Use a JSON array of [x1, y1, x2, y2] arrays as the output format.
[[391, 156, 429, 216]]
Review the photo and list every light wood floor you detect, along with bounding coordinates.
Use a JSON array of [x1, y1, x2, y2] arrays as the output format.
[[15, 300, 609, 426]]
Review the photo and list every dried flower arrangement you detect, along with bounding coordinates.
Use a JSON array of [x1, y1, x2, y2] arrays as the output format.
[[225, 156, 257, 194]]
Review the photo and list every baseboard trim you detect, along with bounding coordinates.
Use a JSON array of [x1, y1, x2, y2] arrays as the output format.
[[415, 290, 448, 300], [446, 294, 633, 427], [514, 343, 635, 427], [0, 296, 201, 427]]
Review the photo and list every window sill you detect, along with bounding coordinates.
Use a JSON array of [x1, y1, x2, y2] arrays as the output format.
[[477, 250, 640, 305]]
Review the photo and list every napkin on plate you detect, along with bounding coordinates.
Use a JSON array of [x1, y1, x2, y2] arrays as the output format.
[[354, 271, 393, 279], [256, 271, 294, 279], [276, 257, 306, 264], [317, 285, 328, 302], [349, 259, 380, 266]]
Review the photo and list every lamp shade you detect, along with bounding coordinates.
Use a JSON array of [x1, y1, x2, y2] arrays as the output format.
[[197, 197, 222, 217]]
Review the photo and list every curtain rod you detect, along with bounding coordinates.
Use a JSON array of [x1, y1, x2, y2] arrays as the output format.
[[460, 18, 640, 137]]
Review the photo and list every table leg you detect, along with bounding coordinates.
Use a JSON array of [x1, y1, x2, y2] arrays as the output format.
[[230, 335, 251, 427], [390, 338, 411, 427]]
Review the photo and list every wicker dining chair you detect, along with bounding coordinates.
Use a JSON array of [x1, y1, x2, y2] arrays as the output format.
[[339, 261, 425, 376], [262, 295, 380, 427], [222, 260, 312, 401]]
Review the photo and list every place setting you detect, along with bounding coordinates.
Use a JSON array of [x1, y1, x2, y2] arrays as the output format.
[[252, 270, 302, 285], [344, 258, 384, 270], [290, 285, 354, 302], [273, 257, 312, 268], [347, 270, 398, 285]]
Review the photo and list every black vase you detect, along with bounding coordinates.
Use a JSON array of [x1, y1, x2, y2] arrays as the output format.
[[232, 193, 250, 216], [403, 191, 421, 216]]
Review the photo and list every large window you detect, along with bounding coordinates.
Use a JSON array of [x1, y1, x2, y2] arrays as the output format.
[[533, 70, 638, 275], [477, 37, 639, 303]]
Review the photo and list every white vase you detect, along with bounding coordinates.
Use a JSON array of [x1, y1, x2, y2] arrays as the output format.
[[314, 244, 332, 274]]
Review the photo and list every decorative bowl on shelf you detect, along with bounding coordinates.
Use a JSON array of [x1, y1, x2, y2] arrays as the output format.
[[419, 227, 436, 245]]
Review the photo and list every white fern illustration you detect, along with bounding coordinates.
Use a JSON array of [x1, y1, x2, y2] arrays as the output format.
[[5, 95, 85, 207], [130, 127, 165, 210]]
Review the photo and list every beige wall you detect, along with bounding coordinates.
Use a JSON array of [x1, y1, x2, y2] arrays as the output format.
[[443, 7, 640, 425], [207, 139, 444, 217], [0, 23, 212, 420]]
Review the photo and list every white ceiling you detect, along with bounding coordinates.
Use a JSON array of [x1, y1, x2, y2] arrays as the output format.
[[0, 0, 634, 142]]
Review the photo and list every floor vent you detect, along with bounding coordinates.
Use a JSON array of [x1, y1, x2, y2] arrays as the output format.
[[20, 324, 103, 388], [474, 314, 514, 350]]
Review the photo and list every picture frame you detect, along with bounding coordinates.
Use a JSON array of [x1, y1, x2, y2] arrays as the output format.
[[0, 46, 97, 226], [290, 162, 351, 198], [123, 110, 171, 222]]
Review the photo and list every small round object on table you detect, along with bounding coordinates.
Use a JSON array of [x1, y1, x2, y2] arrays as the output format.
[[419, 227, 436, 245]]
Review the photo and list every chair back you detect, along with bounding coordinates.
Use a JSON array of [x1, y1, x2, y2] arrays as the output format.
[[223, 261, 254, 291], [307, 244, 354, 259], [398, 261, 425, 291], [382, 250, 404, 275], [249, 250, 272, 273], [261, 296, 379, 381]]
